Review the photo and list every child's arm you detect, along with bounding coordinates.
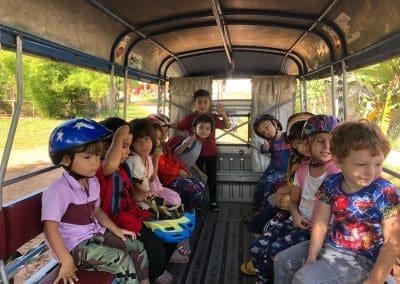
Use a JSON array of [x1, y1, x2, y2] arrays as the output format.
[[44, 220, 79, 283], [289, 185, 312, 230], [271, 184, 292, 207], [102, 125, 130, 176], [173, 135, 196, 156], [93, 207, 137, 240], [363, 216, 400, 284], [216, 103, 231, 129], [191, 164, 208, 181], [306, 202, 331, 262]]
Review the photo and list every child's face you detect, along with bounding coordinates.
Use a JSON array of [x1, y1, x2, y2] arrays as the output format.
[[336, 149, 384, 191], [155, 129, 162, 145], [120, 134, 133, 164], [63, 152, 100, 177], [195, 122, 212, 139], [291, 138, 309, 157], [132, 136, 153, 157], [160, 125, 169, 142], [309, 133, 331, 163], [256, 120, 277, 139], [194, 97, 211, 114]]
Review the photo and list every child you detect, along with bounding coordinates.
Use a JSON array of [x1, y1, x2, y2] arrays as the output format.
[[240, 112, 312, 276], [156, 113, 206, 212], [171, 114, 214, 182], [292, 120, 400, 284], [127, 118, 181, 207], [43, 118, 149, 284], [175, 89, 231, 211], [243, 114, 292, 223], [250, 115, 340, 284], [96, 117, 175, 283]]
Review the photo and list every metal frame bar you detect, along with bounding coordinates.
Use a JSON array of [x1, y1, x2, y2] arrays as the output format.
[[341, 60, 348, 120], [279, 0, 340, 73], [87, 0, 188, 76], [331, 65, 336, 116], [210, 0, 234, 67], [0, 36, 23, 207]]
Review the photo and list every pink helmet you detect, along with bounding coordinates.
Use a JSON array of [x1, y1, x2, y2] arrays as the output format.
[[147, 113, 170, 126]]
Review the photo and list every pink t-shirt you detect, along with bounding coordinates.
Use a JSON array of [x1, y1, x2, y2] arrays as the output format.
[[42, 172, 105, 254]]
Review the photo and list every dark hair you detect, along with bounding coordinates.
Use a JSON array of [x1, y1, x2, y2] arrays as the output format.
[[129, 118, 156, 154], [252, 114, 282, 138], [98, 117, 128, 144], [194, 89, 210, 101], [192, 114, 215, 130], [331, 120, 391, 160], [286, 112, 314, 133], [288, 120, 306, 143]]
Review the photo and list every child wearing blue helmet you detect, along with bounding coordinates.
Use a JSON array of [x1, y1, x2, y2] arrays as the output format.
[[43, 118, 149, 284]]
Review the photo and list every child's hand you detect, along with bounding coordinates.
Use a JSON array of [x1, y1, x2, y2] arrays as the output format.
[[186, 135, 196, 147], [216, 103, 226, 115], [271, 193, 281, 207], [114, 125, 131, 140], [292, 215, 312, 230], [262, 142, 270, 152], [114, 227, 137, 241], [55, 256, 78, 284], [199, 172, 208, 182], [179, 169, 191, 178]]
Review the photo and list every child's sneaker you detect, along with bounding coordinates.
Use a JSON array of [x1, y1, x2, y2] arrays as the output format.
[[169, 248, 189, 263], [210, 201, 219, 212], [155, 270, 173, 284]]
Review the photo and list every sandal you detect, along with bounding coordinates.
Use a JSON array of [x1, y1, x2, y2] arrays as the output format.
[[240, 260, 256, 276]]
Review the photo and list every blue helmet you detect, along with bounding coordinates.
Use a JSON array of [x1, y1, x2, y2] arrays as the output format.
[[49, 118, 113, 165], [143, 211, 196, 243], [301, 115, 339, 139]]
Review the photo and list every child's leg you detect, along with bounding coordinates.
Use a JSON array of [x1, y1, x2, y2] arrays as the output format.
[[292, 247, 372, 284], [101, 231, 149, 282], [251, 219, 310, 283], [200, 156, 217, 203], [71, 235, 140, 283], [137, 227, 176, 280], [273, 240, 310, 284], [169, 177, 205, 211]]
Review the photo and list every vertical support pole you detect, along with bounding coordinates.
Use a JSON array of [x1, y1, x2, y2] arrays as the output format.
[[157, 80, 163, 114], [0, 36, 24, 207], [302, 79, 307, 112], [109, 64, 115, 115], [341, 61, 348, 120], [331, 65, 336, 116], [123, 68, 128, 120]]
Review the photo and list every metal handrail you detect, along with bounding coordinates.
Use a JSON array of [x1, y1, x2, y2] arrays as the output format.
[[2, 165, 61, 187]]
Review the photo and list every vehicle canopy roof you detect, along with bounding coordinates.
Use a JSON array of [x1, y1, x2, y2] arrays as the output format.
[[1, 0, 399, 81]]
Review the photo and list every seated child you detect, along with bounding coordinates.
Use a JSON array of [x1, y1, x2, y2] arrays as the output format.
[[145, 118, 182, 206], [243, 114, 292, 223], [292, 120, 400, 284], [250, 115, 340, 284], [170, 114, 215, 183], [96, 117, 175, 283], [240, 112, 312, 276], [156, 113, 206, 212], [43, 118, 149, 284]]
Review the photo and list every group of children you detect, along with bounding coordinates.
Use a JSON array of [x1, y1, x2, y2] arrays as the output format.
[[241, 112, 400, 283], [42, 85, 399, 283], [42, 89, 230, 283]]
